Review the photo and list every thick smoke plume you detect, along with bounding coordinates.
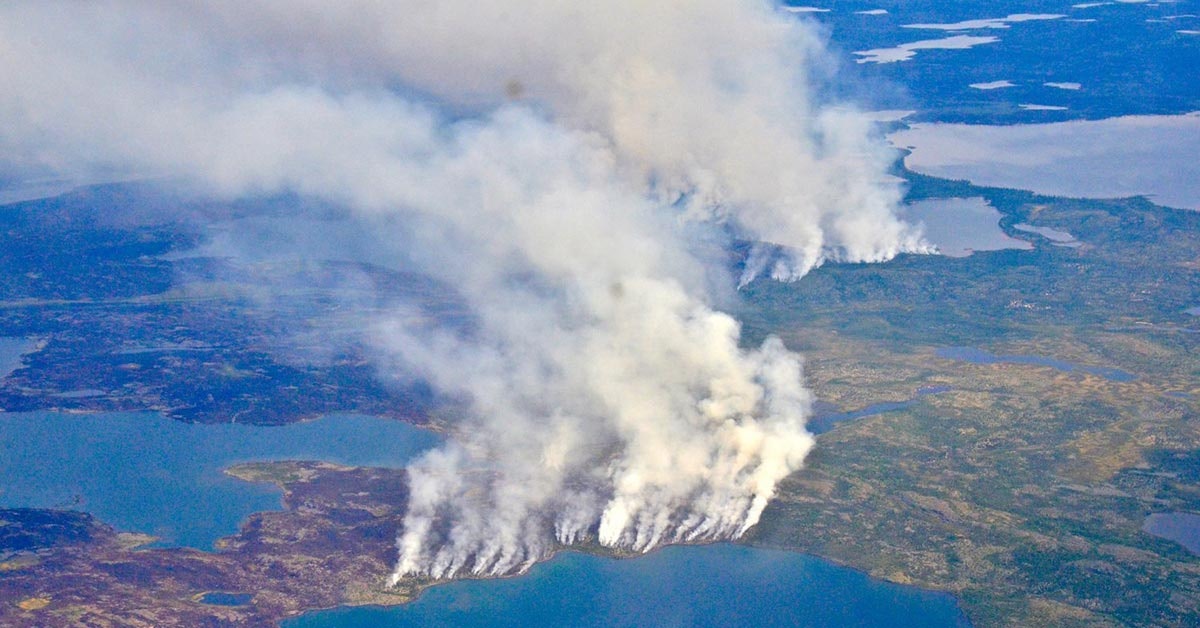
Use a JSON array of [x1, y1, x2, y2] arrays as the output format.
[[0, 1, 927, 580]]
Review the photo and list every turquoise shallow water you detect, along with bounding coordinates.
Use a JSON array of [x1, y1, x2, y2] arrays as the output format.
[[0, 411, 440, 548], [285, 543, 971, 628]]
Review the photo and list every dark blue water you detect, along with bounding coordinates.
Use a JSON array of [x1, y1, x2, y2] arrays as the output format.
[[1186, 306, 1200, 316], [284, 543, 971, 628], [936, 347, 1136, 382], [1144, 512, 1200, 555], [198, 592, 254, 606], [0, 412, 440, 549], [809, 385, 953, 435], [809, 401, 915, 435], [811, 0, 1200, 123]]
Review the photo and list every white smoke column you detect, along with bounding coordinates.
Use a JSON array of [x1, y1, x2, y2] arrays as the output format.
[[142, 0, 932, 280], [0, 1, 926, 580]]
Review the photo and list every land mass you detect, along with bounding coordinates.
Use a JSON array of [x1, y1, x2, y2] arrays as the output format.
[[1, 173, 1198, 626]]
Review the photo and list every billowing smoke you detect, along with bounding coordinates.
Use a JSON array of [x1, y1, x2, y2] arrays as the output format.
[[0, 2, 927, 579]]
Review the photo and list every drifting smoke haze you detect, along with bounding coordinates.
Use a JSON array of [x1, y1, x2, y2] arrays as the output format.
[[0, 1, 928, 579]]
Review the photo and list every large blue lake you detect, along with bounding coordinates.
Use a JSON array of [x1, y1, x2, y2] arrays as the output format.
[[0, 410, 976, 625], [0, 411, 441, 548], [285, 543, 971, 628], [1143, 512, 1200, 555], [900, 197, 1032, 258]]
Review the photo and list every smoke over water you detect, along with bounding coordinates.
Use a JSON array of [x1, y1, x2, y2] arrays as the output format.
[[0, 1, 928, 580]]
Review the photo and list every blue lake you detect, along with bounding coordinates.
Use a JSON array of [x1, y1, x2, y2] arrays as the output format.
[[1144, 512, 1200, 555], [198, 592, 255, 607], [936, 347, 1136, 382], [892, 114, 1200, 211], [284, 543, 971, 628], [809, 386, 952, 435], [1012, 223, 1081, 248], [0, 411, 441, 549], [0, 336, 34, 378], [900, 197, 1032, 258]]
